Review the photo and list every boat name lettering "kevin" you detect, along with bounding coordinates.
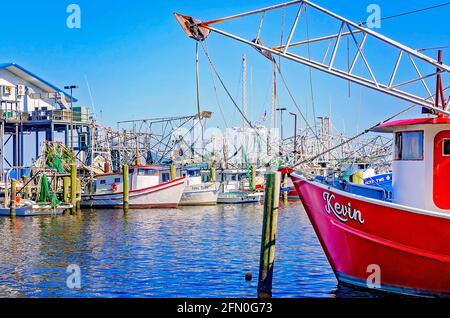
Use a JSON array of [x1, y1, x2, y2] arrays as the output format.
[[322, 192, 365, 224]]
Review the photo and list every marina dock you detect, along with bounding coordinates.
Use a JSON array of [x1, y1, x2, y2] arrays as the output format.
[[0, 0, 449, 301]]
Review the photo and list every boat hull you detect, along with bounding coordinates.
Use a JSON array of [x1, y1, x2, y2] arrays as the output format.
[[179, 188, 218, 206], [0, 204, 69, 217], [82, 177, 186, 209], [217, 192, 262, 204], [291, 173, 450, 296]]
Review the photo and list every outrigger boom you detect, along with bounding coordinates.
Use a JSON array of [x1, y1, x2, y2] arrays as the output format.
[[174, 0, 449, 115]]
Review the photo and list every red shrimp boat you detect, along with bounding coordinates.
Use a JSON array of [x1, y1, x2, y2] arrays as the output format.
[[291, 117, 450, 296]]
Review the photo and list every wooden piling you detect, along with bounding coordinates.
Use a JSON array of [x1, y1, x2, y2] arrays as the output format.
[[250, 165, 256, 190], [170, 165, 177, 180], [76, 179, 82, 212], [282, 173, 288, 205], [70, 163, 77, 213], [10, 179, 17, 217], [63, 177, 70, 203], [210, 166, 216, 182], [257, 171, 281, 298], [123, 164, 129, 210]]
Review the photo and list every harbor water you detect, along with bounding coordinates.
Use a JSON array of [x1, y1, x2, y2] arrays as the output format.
[[0, 202, 388, 298]]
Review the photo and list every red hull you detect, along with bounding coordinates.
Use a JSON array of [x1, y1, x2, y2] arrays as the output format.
[[287, 187, 300, 200], [291, 173, 450, 296]]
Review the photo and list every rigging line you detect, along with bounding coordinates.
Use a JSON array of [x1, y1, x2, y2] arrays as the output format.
[[279, 7, 285, 70], [203, 42, 229, 128], [199, 40, 274, 155], [293, 101, 420, 168], [84, 75, 96, 118], [333, 135, 392, 168], [305, 6, 317, 135], [195, 42, 205, 160], [157, 118, 201, 163], [360, 2, 450, 25], [418, 45, 450, 52], [273, 60, 340, 163]]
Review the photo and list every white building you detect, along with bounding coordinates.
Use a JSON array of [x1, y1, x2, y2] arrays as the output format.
[[0, 62, 74, 116]]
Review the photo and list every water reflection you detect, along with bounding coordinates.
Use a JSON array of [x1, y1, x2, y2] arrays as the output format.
[[0, 201, 381, 298]]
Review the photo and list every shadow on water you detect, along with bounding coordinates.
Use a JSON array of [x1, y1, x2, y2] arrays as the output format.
[[0, 201, 397, 298]]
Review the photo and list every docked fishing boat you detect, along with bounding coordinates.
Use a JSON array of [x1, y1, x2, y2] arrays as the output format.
[[0, 202, 70, 216], [291, 116, 450, 296], [216, 169, 264, 204], [176, 165, 219, 206], [81, 165, 186, 208]]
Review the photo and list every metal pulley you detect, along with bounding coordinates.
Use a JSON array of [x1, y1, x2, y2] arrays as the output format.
[[174, 13, 211, 41]]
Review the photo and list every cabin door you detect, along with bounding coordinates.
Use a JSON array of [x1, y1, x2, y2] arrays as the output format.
[[433, 130, 450, 209]]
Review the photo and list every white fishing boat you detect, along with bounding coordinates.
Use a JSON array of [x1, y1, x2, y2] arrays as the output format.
[[180, 185, 219, 206], [82, 165, 186, 208], [168, 164, 219, 206], [216, 169, 264, 204]]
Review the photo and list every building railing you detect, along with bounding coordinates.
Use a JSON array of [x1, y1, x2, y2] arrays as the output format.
[[0, 109, 90, 123], [0, 110, 29, 122]]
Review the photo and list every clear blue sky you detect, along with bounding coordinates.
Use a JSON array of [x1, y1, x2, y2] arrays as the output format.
[[2, 0, 449, 136]]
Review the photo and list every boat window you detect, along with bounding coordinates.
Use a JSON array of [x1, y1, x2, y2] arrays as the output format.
[[161, 173, 170, 182], [395, 131, 423, 161], [187, 170, 200, 177], [114, 178, 121, 183], [139, 169, 154, 176], [443, 139, 450, 156], [100, 180, 106, 185]]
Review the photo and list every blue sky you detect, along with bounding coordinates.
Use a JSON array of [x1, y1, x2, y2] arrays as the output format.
[[1, 0, 449, 136]]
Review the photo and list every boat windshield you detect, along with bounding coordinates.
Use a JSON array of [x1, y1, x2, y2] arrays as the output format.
[[138, 169, 157, 176]]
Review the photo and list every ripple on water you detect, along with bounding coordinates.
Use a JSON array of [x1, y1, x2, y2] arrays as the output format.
[[0, 202, 381, 298]]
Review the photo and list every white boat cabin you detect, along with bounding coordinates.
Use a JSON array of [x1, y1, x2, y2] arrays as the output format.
[[93, 166, 164, 193], [373, 117, 450, 212], [159, 164, 210, 186], [217, 169, 265, 192]]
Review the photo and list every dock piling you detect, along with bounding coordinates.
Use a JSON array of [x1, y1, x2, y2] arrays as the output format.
[[70, 164, 77, 213], [76, 179, 82, 212], [63, 177, 70, 203], [10, 179, 17, 217], [257, 171, 281, 298], [210, 166, 216, 182], [282, 173, 288, 205], [250, 165, 256, 190], [123, 164, 129, 210], [170, 165, 177, 180]]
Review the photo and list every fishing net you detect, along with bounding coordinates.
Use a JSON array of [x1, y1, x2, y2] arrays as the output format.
[[39, 142, 75, 172], [37, 174, 61, 208]]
